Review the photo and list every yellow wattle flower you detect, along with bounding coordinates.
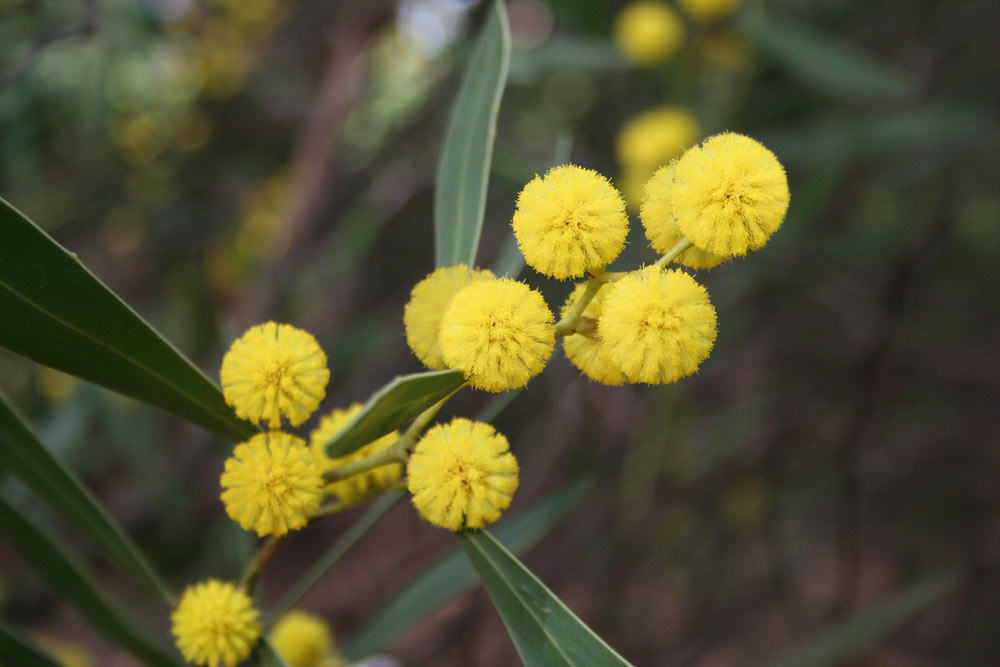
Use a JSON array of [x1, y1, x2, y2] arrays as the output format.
[[559, 283, 625, 386], [220, 322, 329, 428], [600, 266, 717, 384], [407, 418, 519, 531], [614, 1, 683, 66], [640, 161, 727, 269], [439, 278, 555, 392], [309, 403, 402, 505], [269, 610, 340, 667], [678, 0, 743, 23], [512, 165, 629, 280], [171, 580, 260, 667], [220, 432, 324, 537], [616, 106, 700, 171], [671, 132, 789, 258], [404, 264, 496, 370]]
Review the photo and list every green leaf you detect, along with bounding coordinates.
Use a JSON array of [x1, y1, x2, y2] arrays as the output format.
[[0, 198, 256, 442], [738, 9, 915, 102], [0, 390, 173, 604], [324, 369, 464, 458], [764, 573, 956, 667], [434, 0, 511, 268], [458, 528, 631, 667], [0, 494, 184, 667], [267, 491, 406, 625], [345, 482, 587, 660], [0, 623, 61, 667], [253, 638, 290, 667]]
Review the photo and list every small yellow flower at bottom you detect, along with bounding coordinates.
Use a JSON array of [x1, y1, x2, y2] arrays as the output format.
[[172, 580, 260, 667], [615, 1, 683, 66], [221, 432, 324, 537], [269, 611, 340, 667], [641, 161, 727, 269], [309, 403, 402, 504], [600, 266, 717, 384], [440, 278, 555, 392], [408, 418, 519, 531], [559, 283, 625, 386], [220, 322, 329, 428], [404, 264, 496, 370], [671, 132, 789, 258]]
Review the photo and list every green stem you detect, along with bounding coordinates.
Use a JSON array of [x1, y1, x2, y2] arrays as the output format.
[[323, 385, 465, 483], [265, 492, 406, 626], [554, 276, 602, 338], [240, 535, 283, 592], [653, 237, 693, 269]]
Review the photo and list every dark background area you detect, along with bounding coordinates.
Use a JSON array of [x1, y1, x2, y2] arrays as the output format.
[[1, 0, 998, 664]]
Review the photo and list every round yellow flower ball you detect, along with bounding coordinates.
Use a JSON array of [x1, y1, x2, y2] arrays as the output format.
[[640, 161, 727, 269], [600, 266, 717, 384], [407, 418, 519, 531], [671, 132, 789, 258], [616, 106, 700, 171], [559, 283, 625, 386], [220, 322, 329, 428], [220, 432, 324, 537], [615, 1, 683, 66], [309, 403, 402, 505], [440, 278, 555, 392], [269, 611, 338, 667], [404, 264, 496, 370], [512, 165, 629, 280], [172, 580, 260, 667], [678, 0, 742, 23]]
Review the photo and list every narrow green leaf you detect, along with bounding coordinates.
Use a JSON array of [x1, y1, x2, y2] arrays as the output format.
[[0, 390, 173, 604], [267, 491, 406, 625], [764, 573, 956, 667], [324, 369, 464, 458], [738, 9, 915, 102], [0, 198, 256, 442], [345, 482, 587, 660], [458, 528, 631, 667], [0, 494, 184, 667], [0, 623, 61, 667], [254, 638, 290, 667], [434, 0, 511, 267]]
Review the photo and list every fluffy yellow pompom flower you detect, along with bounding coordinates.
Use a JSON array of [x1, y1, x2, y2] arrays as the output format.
[[559, 283, 625, 386], [615, 1, 683, 66], [408, 418, 519, 531], [641, 161, 727, 269], [512, 165, 629, 279], [221, 322, 329, 428], [601, 266, 717, 384], [171, 580, 260, 667], [440, 278, 555, 392], [678, 0, 742, 23], [269, 611, 340, 667], [616, 106, 700, 171], [309, 403, 402, 505], [220, 432, 324, 537], [404, 264, 496, 370], [671, 132, 789, 258]]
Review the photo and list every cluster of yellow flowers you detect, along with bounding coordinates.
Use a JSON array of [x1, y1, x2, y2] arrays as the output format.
[[173, 313, 526, 662], [405, 132, 787, 390], [615, 0, 745, 67]]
